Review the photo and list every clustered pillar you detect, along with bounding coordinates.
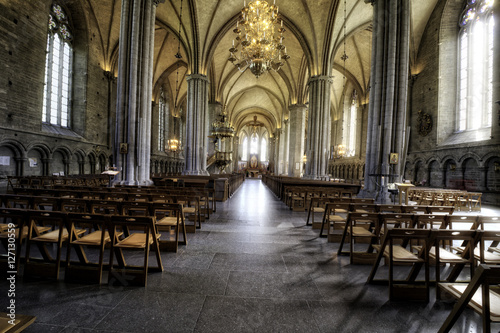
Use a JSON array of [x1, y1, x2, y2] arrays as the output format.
[[185, 74, 209, 175], [305, 75, 332, 179], [360, 0, 410, 202], [288, 104, 307, 177], [114, 0, 163, 185]]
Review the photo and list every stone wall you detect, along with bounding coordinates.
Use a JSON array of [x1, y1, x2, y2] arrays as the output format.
[[0, 0, 182, 182]]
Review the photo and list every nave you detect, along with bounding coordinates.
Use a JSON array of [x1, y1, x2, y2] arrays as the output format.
[[3, 179, 497, 333]]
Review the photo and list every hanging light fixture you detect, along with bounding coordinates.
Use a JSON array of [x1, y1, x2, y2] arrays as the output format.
[[211, 108, 235, 139], [336, 0, 348, 160], [228, 0, 290, 78], [166, 116, 183, 154], [166, 0, 184, 156]]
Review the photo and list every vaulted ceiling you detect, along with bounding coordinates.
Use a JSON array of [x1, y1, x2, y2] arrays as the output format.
[[84, 0, 439, 136]]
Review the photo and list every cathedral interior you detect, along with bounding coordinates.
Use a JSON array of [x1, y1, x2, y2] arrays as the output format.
[[0, 0, 500, 331]]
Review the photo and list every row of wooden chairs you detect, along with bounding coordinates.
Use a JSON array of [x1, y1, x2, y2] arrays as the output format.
[[336, 211, 499, 264], [366, 226, 500, 332], [0, 194, 206, 232], [409, 188, 482, 212], [0, 207, 186, 286], [8, 175, 109, 190], [0, 193, 198, 234], [284, 186, 357, 212], [11, 186, 215, 217], [309, 200, 456, 238]]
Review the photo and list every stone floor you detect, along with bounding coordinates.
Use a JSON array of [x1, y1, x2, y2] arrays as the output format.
[[2, 179, 500, 332]]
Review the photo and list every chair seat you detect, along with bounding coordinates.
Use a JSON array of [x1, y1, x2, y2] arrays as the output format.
[[440, 283, 500, 321], [429, 246, 466, 263], [183, 207, 196, 214], [328, 215, 346, 222], [73, 230, 114, 246], [312, 207, 325, 213], [0, 226, 51, 239], [351, 226, 374, 237], [157, 216, 179, 226], [372, 244, 421, 262], [115, 233, 160, 248], [32, 228, 85, 242]]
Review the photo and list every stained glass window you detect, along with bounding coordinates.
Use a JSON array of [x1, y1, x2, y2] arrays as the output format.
[[241, 136, 248, 161], [342, 90, 357, 157], [43, 3, 73, 127], [158, 90, 168, 151], [260, 137, 267, 162], [457, 0, 494, 131], [250, 133, 259, 155]]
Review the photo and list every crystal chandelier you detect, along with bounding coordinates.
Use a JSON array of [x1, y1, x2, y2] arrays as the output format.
[[228, 0, 290, 78]]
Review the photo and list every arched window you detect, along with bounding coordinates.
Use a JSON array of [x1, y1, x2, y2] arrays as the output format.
[[158, 89, 168, 151], [260, 137, 267, 161], [42, 4, 73, 128], [457, 0, 494, 131], [348, 91, 357, 156], [241, 136, 248, 161], [250, 133, 259, 154], [342, 90, 357, 157]]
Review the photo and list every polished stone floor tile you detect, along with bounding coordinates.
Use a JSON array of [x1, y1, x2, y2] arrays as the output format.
[[194, 296, 320, 332], [147, 266, 230, 295], [94, 289, 205, 332], [226, 270, 322, 300]]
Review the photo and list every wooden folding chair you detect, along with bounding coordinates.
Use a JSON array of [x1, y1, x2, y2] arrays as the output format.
[[174, 195, 201, 232], [24, 211, 75, 280], [468, 192, 482, 212], [367, 228, 432, 301], [431, 229, 481, 299], [108, 215, 163, 286], [306, 197, 329, 228], [415, 214, 450, 230], [65, 213, 116, 284], [338, 212, 382, 264], [319, 202, 349, 240], [0, 209, 39, 276], [2, 195, 32, 209], [152, 202, 187, 252]]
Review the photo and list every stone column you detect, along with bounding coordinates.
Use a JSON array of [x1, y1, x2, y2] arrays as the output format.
[[284, 119, 290, 175], [114, 0, 163, 185], [277, 126, 286, 174], [184, 74, 209, 175], [304, 76, 332, 179], [359, 0, 410, 202], [492, 0, 500, 141], [288, 104, 307, 177]]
